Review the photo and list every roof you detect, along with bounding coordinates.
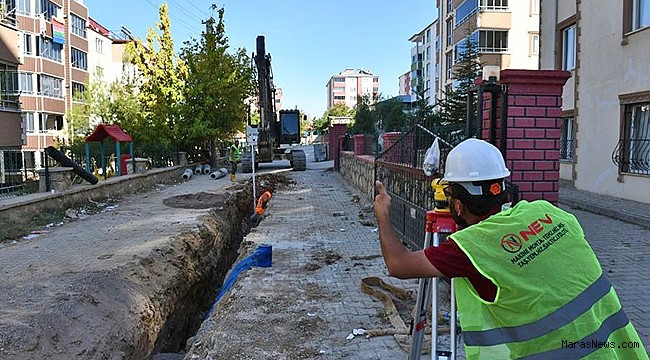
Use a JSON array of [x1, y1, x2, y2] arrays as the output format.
[[85, 124, 132, 142]]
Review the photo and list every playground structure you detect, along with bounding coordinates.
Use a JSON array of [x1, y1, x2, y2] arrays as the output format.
[[84, 124, 135, 179]]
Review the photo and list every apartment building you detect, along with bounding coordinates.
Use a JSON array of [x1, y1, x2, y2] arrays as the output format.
[[409, 20, 439, 106], [325, 68, 380, 110], [434, 0, 540, 100], [540, 0, 650, 203], [0, 19, 23, 151], [0, 0, 91, 170]]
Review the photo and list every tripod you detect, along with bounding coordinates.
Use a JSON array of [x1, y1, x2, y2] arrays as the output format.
[[409, 180, 459, 360]]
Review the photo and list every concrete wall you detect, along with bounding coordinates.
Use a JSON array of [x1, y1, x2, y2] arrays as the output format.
[[572, 1, 650, 203], [0, 165, 187, 229]]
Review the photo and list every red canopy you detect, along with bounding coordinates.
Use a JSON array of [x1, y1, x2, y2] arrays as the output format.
[[85, 124, 132, 142]]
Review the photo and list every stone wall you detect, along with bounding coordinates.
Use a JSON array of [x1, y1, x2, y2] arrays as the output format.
[[339, 151, 375, 202]]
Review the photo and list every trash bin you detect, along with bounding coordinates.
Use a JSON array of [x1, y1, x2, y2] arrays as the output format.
[[120, 154, 131, 175]]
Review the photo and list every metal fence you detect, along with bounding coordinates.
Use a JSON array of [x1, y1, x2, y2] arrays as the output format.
[[374, 124, 461, 250], [0, 150, 54, 200]]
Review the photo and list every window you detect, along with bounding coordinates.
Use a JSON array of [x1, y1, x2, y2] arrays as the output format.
[[616, 99, 650, 175], [19, 72, 33, 93], [71, 48, 88, 70], [446, 20, 453, 46], [1, 71, 20, 95], [373, 78, 379, 82], [447, 0, 453, 13], [479, 30, 509, 52], [72, 82, 85, 100], [562, 24, 576, 71], [480, 0, 508, 10], [633, 0, 650, 30], [71, 14, 86, 38], [37, 36, 62, 62], [17, 0, 31, 15], [96, 66, 104, 78], [38, 74, 63, 98], [333, 95, 345, 100], [22, 112, 35, 133], [530, 33, 540, 55], [36, 0, 59, 21], [334, 77, 345, 82], [456, 0, 479, 26], [23, 33, 32, 55], [530, 0, 540, 15], [446, 53, 453, 79], [426, 46, 431, 60], [95, 38, 104, 54], [560, 117, 574, 161], [426, 29, 431, 42]]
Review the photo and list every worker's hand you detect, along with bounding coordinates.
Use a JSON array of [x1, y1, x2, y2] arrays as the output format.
[[374, 181, 391, 223]]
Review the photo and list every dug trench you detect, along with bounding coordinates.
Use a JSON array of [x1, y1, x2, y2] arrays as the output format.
[[0, 173, 290, 360]]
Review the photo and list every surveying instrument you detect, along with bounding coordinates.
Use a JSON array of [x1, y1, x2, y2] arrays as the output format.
[[409, 178, 459, 360]]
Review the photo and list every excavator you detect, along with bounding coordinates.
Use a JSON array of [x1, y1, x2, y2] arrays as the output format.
[[240, 35, 307, 173]]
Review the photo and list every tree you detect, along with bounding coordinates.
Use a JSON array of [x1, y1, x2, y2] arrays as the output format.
[[374, 97, 407, 132], [65, 71, 142, 152], [125, 3, 187, 149], [438, 29, 481, 125], [179, 5, 255, 155], [351, 94, 375, 134], [313, 103, 354, 132]]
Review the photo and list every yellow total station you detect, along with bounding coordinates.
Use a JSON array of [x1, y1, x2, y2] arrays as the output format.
[[431, 178, 451, 213]]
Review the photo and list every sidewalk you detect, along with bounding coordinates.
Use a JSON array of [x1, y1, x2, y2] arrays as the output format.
[[559, 179, 650, 229]]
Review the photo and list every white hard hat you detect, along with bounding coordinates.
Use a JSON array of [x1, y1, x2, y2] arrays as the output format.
[[442, 139, 510, 194]]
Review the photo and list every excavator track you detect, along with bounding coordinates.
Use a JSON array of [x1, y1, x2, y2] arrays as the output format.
[[241, 151, 253, 173], [291, 150, 307, 171]]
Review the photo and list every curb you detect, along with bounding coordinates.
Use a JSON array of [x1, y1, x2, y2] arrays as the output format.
[[559, 198, 650, 230]]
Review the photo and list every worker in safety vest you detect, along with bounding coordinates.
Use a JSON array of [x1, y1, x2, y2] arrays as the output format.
[[374, 138, 648, 359], [228, 143, 240, 182], [250, 183, 272, 226]]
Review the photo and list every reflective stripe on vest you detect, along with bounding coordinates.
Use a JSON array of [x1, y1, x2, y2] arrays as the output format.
[[520, 308, 630, 360], [463, 273, 613, 346]]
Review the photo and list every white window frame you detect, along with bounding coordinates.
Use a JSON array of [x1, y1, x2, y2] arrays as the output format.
[[562, 24, 576, 71], [633, 0, 650, 30]]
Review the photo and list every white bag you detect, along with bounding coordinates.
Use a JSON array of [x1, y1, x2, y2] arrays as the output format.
[[422, 137, 440, 176]]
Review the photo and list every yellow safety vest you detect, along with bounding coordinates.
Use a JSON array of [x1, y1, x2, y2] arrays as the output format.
[[449, 200, 648, 359]]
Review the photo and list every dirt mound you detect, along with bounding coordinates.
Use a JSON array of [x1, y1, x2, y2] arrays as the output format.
[[163, 192, 230, 209]]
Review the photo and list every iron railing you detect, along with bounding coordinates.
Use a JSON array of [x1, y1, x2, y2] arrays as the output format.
[[613, 138, 650, 176], [374, 124, 462, 249], [0, 150, 43, 200], [560, 139, 574, 161]]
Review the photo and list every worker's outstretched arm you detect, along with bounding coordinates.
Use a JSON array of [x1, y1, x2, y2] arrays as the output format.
[[374, 181, 443, 279]]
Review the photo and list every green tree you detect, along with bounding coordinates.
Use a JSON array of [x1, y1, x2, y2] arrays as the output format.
[[313, 103, 354, 132], [179, 5, 256, 159], [65, 72, 142, 149], [351, 94, 375, 134], [438, 30, 481, 125], [374, 97, 407, 132], [125, 3, 187, 149]]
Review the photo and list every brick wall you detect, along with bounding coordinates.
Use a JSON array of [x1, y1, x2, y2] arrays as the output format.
[[486, 70, 571, 203]]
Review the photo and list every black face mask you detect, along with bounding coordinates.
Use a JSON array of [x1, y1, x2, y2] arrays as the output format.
[[450, 201, 469, 229]]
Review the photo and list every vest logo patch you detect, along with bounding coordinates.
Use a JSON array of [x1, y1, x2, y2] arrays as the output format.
[[500, 214, 553, 254], [500, 234, 523, 253]]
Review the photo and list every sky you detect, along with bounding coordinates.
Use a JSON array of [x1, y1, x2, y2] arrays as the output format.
[[84, 0, 437, 120]]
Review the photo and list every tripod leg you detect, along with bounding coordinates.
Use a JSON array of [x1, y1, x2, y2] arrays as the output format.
[[408, 231, 433, 360], [431, 232, 441, 360], [450, 278, 457, 360]]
